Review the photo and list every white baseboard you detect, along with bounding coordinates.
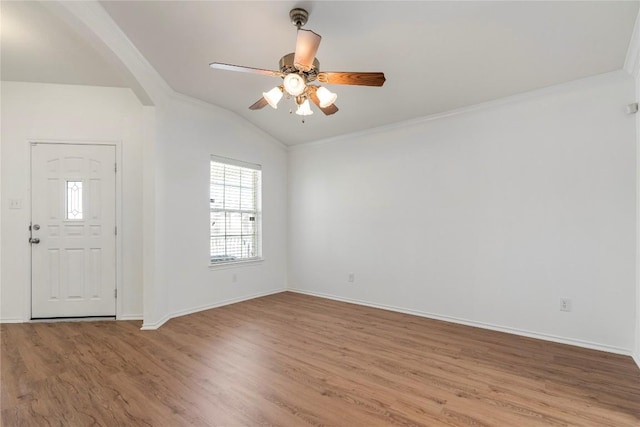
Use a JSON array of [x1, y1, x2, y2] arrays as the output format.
[[3, 315, 145, 323], [118, 314, 143, 321], [0, 318, 25, 324], [140, 287, 286, 330], [288, 288, 632, 357], [141, 313, 171, 330], [3, 315, 143, 323], [633, 353, 640, 370]]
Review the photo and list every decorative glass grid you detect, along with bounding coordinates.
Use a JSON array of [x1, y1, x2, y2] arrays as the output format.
[[210, 158, 261, 263], [66, 181, 83, 220]]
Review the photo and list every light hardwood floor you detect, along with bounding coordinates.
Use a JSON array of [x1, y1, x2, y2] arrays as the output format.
[[2, 292, 640, 426]]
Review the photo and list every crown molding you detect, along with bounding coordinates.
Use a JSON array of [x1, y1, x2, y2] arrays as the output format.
[[624, 9, 640, 77], [290, 70, 630, 152]]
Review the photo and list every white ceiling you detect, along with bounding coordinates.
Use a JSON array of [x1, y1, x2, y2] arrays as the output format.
[[2, 1, 639, 146], [1, 1, 127, 88]]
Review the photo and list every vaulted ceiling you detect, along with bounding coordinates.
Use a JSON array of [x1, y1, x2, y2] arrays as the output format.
[[1, 1, 127, 88], [2, 1, 639, 145]]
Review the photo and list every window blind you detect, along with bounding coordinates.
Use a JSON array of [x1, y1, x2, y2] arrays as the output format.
[[210, 156, 262, 263]]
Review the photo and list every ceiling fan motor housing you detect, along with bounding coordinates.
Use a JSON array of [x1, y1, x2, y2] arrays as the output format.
[[279, 53, 319, 82]]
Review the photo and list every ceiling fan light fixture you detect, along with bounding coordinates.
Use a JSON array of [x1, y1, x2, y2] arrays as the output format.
[[295, 99, 314, 116], [263, 86, 283, 109], [283, 73, 306, 96], [209, 8, 385, 119], [316, 86, 338, 108]]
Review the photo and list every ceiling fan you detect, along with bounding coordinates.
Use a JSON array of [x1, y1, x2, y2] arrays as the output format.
[[209, 8, 386, 119]]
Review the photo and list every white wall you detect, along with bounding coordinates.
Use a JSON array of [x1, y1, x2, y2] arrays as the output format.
[[140, 94, 288, 328], [1, 82, 145, 320], [289, 71, 637, 354], [0, 82, 288, 326], [636, 68, 640, 367], [2, 2, 289, 329]]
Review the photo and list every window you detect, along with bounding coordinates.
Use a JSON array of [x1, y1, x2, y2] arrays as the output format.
[[210, 156, 262, 264]]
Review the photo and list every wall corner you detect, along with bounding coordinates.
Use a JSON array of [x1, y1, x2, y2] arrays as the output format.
[[625, 9, 640, 77]]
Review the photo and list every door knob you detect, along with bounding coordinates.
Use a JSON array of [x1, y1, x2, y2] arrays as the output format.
[[29, 237, 40, 244]]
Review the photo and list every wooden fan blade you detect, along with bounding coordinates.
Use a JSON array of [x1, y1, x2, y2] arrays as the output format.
[[293, 29, 321, 71], [317, 72, 386, 86], [307, 86, 338, 116], [249, 97, 269, 110], [210, 62, 284, 78]]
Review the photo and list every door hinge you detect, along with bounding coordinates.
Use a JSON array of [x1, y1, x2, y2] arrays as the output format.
[[114, 226, 117, 236], [114, 289, 117, 298], [114, 163, 117, 173]]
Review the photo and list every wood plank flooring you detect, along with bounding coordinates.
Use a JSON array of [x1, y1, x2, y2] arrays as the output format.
[[2, 291, 640, 426]]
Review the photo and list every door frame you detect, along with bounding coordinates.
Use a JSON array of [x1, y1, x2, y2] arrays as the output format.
[[27, 139, 124, 320]]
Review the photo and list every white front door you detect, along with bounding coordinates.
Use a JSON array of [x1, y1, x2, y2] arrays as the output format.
[[31, 143, 117, 318]]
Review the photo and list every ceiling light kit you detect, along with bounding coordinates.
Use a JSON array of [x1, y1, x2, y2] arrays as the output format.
[[209, 8, 386, 122]]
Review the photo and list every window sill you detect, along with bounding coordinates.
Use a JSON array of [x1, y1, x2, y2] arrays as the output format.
[[208, 258, 265, 270]]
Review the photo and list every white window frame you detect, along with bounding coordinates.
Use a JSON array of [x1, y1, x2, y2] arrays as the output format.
[[209, 155, 262, 266]]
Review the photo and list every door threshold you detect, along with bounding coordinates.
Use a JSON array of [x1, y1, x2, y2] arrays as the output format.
[[30, 316, 116, 323]]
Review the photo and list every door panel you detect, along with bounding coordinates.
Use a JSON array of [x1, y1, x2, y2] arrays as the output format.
[[31, 143, 116, 318]]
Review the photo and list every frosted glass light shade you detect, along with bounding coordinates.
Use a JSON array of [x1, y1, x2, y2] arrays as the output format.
[[283, 73, 306, 96], [295, 99, 313, 116], [316, 86, 337, 108], [263, 86, 283, 109]]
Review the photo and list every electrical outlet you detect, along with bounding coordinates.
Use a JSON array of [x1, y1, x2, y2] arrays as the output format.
[[9, 199, 22, 209], [348, 273, 355, 283], [560, 298, 572, 312]]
